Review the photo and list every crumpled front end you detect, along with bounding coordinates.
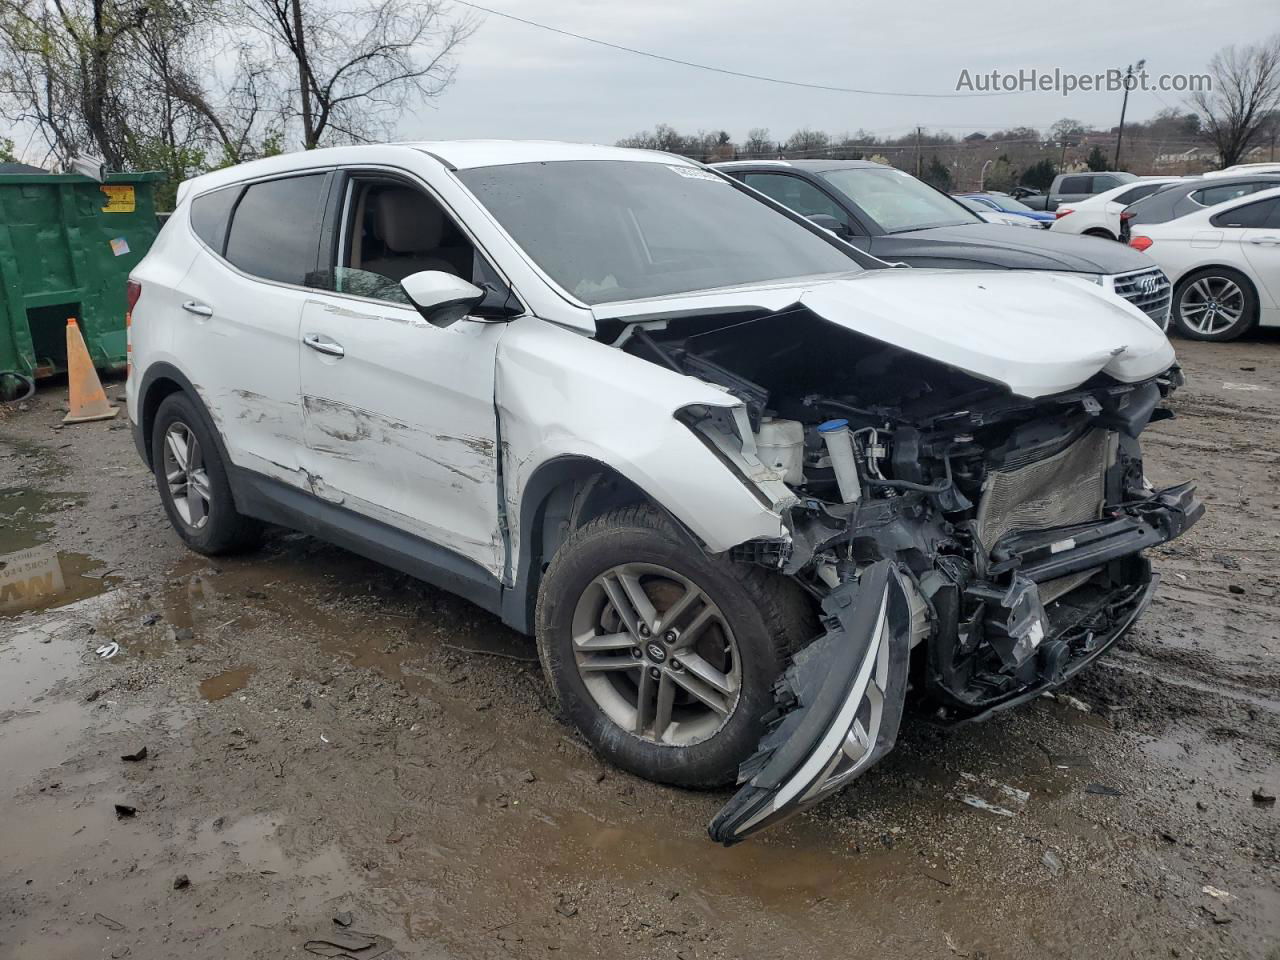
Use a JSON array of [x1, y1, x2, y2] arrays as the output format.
[[613, 304, 1202, 842]]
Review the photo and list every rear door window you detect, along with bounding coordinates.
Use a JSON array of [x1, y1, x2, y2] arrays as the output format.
[[224, 174, 329, 285], [189, 186, 240, 255], [1191, 182, 1269, 207]]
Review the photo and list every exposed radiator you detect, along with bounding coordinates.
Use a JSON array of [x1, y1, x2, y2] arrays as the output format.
[[976, 429, 1112, 553]]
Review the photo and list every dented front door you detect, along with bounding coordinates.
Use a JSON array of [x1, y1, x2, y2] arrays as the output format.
[[296, 295, 508, 577], [709, 561, 913, 843]]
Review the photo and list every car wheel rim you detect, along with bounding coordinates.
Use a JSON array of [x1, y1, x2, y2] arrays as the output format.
[[162, 421, 211, 530], [1181, 276, 1244, 335], [570, 562, 741, 747]]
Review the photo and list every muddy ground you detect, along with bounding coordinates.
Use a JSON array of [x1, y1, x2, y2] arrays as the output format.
[[1, 336, 1277, 960]]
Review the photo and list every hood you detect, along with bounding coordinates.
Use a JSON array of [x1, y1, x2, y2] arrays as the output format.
[[888, 223, 1154, 273], [594, 269, 1175, 399]]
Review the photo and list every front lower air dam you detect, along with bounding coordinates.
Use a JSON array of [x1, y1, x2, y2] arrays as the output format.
[[708, 561, 912, 844]]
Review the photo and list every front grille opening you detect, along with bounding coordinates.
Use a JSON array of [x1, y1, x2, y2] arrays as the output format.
[[975, 429, 1112, 553]]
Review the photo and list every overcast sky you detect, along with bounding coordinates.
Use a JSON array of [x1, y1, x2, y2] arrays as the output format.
[[413, 0, 1275, 145]]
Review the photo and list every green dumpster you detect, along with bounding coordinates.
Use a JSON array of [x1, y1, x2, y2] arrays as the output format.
[[0, 170, 163, 380]]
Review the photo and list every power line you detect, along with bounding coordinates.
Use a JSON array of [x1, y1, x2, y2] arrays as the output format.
[[453, 1, 1016, 99]]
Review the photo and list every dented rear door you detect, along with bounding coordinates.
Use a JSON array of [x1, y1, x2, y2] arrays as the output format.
[[709, 561, 913, 844]]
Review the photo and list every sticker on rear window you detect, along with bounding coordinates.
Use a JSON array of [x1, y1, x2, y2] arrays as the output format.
[[667, 165, 724, 182]]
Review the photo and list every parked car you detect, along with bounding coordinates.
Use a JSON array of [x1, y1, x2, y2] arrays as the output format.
[[128, 142, 1200, 843], [1129, 185, 1280, 341], [715, 160, 1173, 328], [1120, 173, 1280, 244], [1016, 172, 1139, 212], [955, 192, 1056, 227], [1203, 162, 1280, 179], [1050, 177, 1189, 240], [955, 195, 1044, 229]]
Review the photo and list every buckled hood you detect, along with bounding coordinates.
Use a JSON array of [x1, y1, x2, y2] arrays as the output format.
[[594, 269, 1176, 399]]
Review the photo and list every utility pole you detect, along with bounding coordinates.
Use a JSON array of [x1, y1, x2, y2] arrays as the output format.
[[292, 0, 315, 149], [915, 126, 923, 178], [1113, 59, 1145, 169]]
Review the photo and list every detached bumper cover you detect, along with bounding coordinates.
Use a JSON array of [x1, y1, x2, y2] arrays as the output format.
[[708, 561, 912, 845]]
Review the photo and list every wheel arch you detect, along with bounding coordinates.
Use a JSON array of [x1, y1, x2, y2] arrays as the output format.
[[501, 455, 698, 635], [136, 363, 235, 477], [1173, 262, 1259, 299]]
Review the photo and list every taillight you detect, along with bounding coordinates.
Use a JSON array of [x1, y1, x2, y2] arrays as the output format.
[[1120, 211, 1135, 223], [125, 279, 141, 379], [1055, 208, 1074, 219], [1129, 236, 1153, 252]]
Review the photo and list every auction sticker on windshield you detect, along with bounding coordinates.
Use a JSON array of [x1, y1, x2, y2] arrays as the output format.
[[667, 165, 724, 182]]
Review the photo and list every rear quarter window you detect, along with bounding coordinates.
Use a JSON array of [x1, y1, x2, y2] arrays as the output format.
[[1210, 197, 1279, 229], [189, 186, 240, 255], [223, 174, 329, 285]]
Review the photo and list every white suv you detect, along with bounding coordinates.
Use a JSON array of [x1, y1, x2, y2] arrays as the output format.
[[127, 141, 1202, 843]]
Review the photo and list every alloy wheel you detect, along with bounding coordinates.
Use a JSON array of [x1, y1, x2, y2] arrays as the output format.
[[1180, 276, 1245, 336], [570, 562, 741, 747], [162, 421, 212, 530]]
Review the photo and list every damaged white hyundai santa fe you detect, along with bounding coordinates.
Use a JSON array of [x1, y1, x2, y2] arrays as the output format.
[[127, 141, 1202, 843]]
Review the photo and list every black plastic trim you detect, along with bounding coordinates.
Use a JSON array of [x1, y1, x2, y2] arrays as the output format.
[[226, 465, 503, 616]]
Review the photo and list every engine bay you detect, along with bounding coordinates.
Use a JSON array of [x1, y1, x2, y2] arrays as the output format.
[[615, 307, 1200, 720]]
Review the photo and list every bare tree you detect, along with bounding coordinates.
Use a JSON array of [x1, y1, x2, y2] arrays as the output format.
[[238, 0, 477, 149], [744, 128, 772, 157], [1191, 35, 1280, 167], [785, 128, 830, 156]]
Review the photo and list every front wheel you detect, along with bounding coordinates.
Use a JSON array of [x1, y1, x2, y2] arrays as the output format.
[[535, 505, 812, 788], [1171, 267, 1258, 341]]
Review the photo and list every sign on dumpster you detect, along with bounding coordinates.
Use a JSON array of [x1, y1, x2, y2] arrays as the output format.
[[99, 184, 136, 213]]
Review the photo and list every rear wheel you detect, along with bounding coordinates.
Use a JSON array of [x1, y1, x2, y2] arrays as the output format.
[[1084, 228, 1115, 240], [151, 392, 262, 555], [535, 504, 812, 788], [1171, 267, 1258, 341]]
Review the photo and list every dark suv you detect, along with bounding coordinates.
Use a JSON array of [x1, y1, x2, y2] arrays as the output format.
[[1119, 174, 1280, 243], [716, 160, 1171, 329]]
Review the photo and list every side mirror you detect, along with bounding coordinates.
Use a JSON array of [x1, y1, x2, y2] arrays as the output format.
[[807, 213, 849, 236], [400, 271, 486, 328]]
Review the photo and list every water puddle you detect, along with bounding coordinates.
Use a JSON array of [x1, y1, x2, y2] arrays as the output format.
[[0, 486, 113, 613], [199, 666, 256, 701]]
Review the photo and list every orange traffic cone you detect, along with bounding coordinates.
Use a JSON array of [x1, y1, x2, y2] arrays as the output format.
[[63, 318, 118, 424]]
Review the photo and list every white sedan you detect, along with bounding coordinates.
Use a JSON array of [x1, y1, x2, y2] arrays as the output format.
[[1129, 185, 1280, 340], [1052, 177, 1189, 240]]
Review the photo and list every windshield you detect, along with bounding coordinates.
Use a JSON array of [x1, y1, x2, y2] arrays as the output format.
[[456, 160, 860, 305], [988, 194, 1035, 213], [819, 167, 979, 232]]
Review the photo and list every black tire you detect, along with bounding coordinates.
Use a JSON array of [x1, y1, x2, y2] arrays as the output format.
[[1170, 267, 1258, 342], [535, 504, 813, 788], [151, 391, 262, 555], [1083, 228, 1115, 241]]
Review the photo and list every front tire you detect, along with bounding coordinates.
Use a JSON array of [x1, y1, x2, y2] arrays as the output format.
[[1171, 267, 1258, 341], [151, 392, 262, 555], [535, 505, 812, 788]]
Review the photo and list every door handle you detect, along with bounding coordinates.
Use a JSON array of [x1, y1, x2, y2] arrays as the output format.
[[303, 334, 345, 358], [181, 301, 213, 317], [1246, 236, 1280, 245]]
